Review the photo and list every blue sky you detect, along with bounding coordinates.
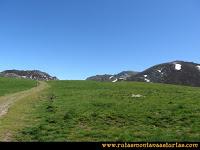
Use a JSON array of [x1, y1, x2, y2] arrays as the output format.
[[0, 0, 200, 79]]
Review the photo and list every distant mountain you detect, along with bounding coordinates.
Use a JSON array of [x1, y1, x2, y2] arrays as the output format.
[[86, 61, 200, 87], [115, 71, 139, 79], [86, 74, 113, 82], [0, 70, 58, 81], [127, 61, 200, 87], [86, 71, 139, 82]]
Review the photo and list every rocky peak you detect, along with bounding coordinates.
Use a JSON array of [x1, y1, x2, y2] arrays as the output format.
[[0, 70, 58, 81]]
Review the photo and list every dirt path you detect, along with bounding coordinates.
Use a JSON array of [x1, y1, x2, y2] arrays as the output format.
[[0, 81, 49, 118]]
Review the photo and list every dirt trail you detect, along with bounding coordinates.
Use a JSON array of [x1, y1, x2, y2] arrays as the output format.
[[0, 81, 49, 117]]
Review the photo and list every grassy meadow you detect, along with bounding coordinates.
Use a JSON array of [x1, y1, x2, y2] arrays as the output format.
[[6, 80, 199, 141], [0, 77, 37, 96]]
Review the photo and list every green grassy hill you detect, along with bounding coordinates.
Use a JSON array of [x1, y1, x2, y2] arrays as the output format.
[[0, 77, 37, 96], [6, 80, 199, 141]]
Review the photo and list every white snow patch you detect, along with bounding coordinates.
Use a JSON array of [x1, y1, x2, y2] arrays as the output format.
[[112, 79, 118, 82], [144, 78, 150, 82], [109, 76, 114, 79], [144, 75, 147, 77], [175, 64, 182, 70], [157, 70, 162, 73], [196, 65, 200, 71], [131, 94, 144, 98], [22, 76, 27, 78]]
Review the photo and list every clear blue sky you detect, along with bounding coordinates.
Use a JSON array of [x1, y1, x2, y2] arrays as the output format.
[[0, 0, 200, 79]]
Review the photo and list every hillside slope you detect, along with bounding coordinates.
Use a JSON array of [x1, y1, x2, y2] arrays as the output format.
[[0, 81, 48, 118], [0, 77, 37, 96], [9, 80, 200, 142], [0, 80, 49, 141]]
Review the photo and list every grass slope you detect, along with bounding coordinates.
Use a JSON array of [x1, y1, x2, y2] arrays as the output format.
[[0, 77, 37, 96], [0, 81, 47, 141], [13, 80, 200, 142]]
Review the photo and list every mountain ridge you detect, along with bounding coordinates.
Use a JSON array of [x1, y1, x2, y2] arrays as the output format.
[[86, 71, 139, 82], [86, 60, 200, 87], [0, 70, 58, 81], [127, 60, 200, 87]]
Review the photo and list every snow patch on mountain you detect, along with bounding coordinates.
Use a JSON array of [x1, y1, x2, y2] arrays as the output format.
[[109, 76, 114, 79], [174, 64, 182, 70], [112, 79, 118, 82], [144, 75, 147, 77], [196, 65, 200, 71], [157, 70, 162, 73], [144, 78, 150, 82]]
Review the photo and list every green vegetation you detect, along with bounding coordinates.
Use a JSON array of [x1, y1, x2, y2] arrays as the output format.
[[9, 80, 199, 141], [0, 77, 37, 96], [0, 81, 47, 141]]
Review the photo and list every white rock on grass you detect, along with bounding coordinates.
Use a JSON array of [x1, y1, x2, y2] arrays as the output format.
[[131, 94, 145, 98]]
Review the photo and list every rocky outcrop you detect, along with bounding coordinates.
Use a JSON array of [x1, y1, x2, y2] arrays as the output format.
[[0, 70, 58, 81]]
